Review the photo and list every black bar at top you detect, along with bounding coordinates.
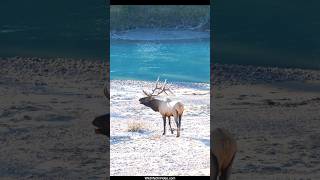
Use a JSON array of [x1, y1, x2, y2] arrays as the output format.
[[110, 0, 210, 5]]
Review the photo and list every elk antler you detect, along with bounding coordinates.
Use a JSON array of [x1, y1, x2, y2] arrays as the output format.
[[142, 77, 173, 97]]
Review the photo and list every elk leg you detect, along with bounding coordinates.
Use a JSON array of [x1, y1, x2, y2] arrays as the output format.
[[178, 115, 182, 133], [168, 116, 174, 134], [162, 116, 166, 135], [174, 116, 180, 137], [211, 154, 219, 180]]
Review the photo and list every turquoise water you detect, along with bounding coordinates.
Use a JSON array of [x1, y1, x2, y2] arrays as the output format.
[[0, 0, 107, 59], [214, 1, 320, 70], [110, 31, 210, 83], [1, 1, 320, 70]]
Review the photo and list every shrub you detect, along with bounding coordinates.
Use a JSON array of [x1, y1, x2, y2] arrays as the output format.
[[127, 122, 145, 133]]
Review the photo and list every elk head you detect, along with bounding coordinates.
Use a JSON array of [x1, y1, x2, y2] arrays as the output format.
[[139, 77, 173, 110]]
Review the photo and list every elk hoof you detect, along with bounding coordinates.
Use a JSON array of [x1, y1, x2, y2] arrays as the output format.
[[176, 134, 180, 137], [162, 132, 166, 135], [171, 131, 174, 134]]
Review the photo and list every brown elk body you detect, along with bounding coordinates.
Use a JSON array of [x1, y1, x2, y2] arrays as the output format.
[[139, 97, 184, 137], [139, 78, 184, 137], [211, 128, 237, 180]]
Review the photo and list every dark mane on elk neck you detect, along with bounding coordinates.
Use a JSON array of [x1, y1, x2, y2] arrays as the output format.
[[92, 114, 109, 136], [140, 97, 161, 112]]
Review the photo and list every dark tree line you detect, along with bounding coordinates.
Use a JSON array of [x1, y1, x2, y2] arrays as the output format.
[[110, 5, 210, 31]]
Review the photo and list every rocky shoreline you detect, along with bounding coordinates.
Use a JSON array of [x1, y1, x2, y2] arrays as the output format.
[[212, 63, 320, 86], [0, 57, 107, 82]]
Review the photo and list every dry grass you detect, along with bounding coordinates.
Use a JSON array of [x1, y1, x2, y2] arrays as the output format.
[[127, 122, 145, 133]]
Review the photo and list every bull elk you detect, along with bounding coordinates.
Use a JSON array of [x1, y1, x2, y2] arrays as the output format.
[[139, 78, 184, 137], [211, 128, 237, 180], [92, 83, 110, 137]]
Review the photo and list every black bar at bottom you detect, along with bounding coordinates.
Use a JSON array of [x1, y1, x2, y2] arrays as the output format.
[[111, 176, 210, 180]]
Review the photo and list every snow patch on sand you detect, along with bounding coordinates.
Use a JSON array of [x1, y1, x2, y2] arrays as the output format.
[[110, 80, 210, 176]]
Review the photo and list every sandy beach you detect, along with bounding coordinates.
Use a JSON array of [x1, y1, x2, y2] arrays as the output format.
[[1, 57, 320, 179], [0, 57, 109, 179], [213, 64, 320, 179]]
